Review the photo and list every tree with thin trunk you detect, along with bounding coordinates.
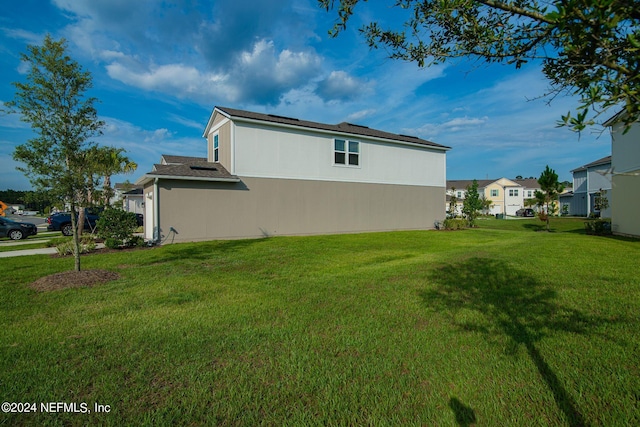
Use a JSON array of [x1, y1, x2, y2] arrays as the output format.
[[463, 179, 483, 227], [535, 165, 565, 231], [6, 35, 105, 272]]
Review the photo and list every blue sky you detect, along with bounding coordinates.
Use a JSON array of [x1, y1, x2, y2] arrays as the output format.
[[1, 0, 612, 190]]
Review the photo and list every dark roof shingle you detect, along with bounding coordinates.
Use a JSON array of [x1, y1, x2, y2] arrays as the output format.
[[571, 156, 612, 172], [215, 106, 450, 150], [147, 156, 238, 181]]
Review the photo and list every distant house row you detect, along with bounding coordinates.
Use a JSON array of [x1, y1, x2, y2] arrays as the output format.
[[446, 178, 542, 216], [445, 155, 615, 219], [446, 116, 638, 238]]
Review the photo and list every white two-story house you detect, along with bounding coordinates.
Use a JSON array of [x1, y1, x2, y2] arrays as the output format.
[[605, 113, 640, 237], [136, 107, 450, 243]]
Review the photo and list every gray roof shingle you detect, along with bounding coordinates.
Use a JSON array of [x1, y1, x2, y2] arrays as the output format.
[[215, 106, 450, 150], [143, 156, 238, 181], [571, 156, 612, 172]]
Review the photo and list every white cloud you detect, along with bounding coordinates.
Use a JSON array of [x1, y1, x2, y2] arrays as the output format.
[[346, 109, 377, 122], [167, 113, 206, 130], [98, 116, 206, 179], [402, 116, 488, 140], [0, 28, 42, 44], [104, 38, 322, 105], [316, 70, 370, 101], [105, 60, 237, 103]]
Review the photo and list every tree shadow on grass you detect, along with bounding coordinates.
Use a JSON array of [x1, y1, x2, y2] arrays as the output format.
[[449, 397, 476, 426], [146, 237, 267, 263], [421, 257, 601, 427], [522, 223, 546, 232]]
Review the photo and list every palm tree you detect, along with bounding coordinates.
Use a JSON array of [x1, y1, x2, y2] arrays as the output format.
[[92, 147, 137, 206], [480, 194, 493, 215], [76, 147, 136, 235]]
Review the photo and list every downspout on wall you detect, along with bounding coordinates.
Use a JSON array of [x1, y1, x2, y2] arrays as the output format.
[[153, 178, 160, 244]]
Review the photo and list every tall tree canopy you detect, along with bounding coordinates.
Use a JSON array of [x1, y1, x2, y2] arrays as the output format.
[[320, 0, 640, 131], [6, 35, 105, 271]]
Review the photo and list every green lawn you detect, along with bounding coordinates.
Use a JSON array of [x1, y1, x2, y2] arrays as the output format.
[[1, 220, 638, 425]]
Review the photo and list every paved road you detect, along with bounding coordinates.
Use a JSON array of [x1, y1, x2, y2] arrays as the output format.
[[4, 213, 48, 226]]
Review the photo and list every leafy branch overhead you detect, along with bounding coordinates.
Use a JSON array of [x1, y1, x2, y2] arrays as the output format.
[[320, 0, 640, 131]]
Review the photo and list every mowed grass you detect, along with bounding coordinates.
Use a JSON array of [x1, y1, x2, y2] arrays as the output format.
[[1, 219, 638, 425]]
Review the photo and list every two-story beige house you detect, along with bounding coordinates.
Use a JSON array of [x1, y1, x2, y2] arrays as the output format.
[[136, 107, 450, 243]]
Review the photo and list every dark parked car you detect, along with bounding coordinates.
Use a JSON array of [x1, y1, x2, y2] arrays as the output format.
[[515, 208, 535, 217], [0, 216, 38, 240], [47, 208, 102, 236]]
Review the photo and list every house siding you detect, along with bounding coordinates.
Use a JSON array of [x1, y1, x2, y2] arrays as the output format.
[[571, 170, 588, 216], [612, 173, 640, 236], [610, 121, 640, 236], [233, 121, 445, 187], [207, 120, 232, 171], [612, 123, 640, 174], [154, 177, 444, 242], [484, 183, 503, 215]]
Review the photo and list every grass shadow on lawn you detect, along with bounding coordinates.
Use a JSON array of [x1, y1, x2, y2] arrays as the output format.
[[421, 257, 604, 427], [139, 237, 268, 265]]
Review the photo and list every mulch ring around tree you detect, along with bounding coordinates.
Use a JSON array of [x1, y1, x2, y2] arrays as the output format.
[[29, 270, 120, 292]]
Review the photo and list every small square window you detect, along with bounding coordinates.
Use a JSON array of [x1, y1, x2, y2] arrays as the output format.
[[333, 139, 359, 166]]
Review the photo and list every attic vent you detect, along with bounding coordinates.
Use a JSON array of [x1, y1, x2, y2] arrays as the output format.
[[399, 134, 419, 139], [190, 165, 218, 171], [340, 122, 369, 129], [268, 114, 299, 121]]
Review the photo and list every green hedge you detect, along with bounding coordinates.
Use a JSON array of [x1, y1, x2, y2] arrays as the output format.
[[584, 219, 612, 235], [442, 218, 467, 230]]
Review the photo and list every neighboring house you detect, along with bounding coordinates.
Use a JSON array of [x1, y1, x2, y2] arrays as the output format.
[[446, 178, 541, 216], [604, 115, 640, 237], [113, 183, 144, 214], [514, 178, 542, 203], [564, 156, 612, 218], [136, 106, 450, 243]]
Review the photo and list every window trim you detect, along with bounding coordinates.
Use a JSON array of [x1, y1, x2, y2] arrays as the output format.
[[333, 138, 360, 167], [213, 133, 219, 162], [491, 189, 499, 197]]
